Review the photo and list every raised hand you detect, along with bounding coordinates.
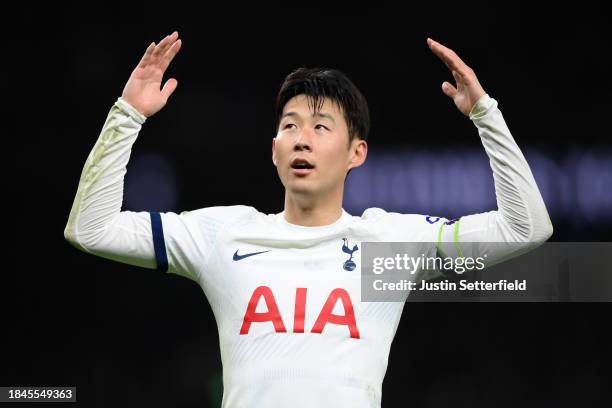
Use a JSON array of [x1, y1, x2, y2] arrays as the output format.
[[121, 31, 182, 118], [427, 38, 486, 116]]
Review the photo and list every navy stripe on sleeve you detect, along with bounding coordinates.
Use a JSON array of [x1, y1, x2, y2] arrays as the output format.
[[150, 212, 169, 272]]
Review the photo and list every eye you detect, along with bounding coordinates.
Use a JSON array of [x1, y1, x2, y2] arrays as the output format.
[[315, 124, 329, 130], [283, 123, 296, 129]]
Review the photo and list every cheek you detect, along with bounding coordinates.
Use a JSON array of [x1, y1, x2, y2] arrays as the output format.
[[274, 138, 292, 162], [319, 141, 348, 170]]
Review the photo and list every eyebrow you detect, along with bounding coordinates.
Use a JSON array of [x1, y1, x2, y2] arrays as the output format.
[[281, 111, 336, 123]]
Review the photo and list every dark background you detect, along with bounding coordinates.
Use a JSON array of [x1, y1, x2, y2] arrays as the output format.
[[10, 2, 611, 407]]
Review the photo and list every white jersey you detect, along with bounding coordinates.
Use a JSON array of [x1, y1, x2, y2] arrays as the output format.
[[64, 94, 552, 407]]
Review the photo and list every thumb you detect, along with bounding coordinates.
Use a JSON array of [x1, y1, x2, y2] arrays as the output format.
[[161, 78, 178, 100], [441, 81, 457, 99]]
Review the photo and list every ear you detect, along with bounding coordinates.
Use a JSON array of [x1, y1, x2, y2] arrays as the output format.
[[347, 139, 368, 171], [272, 137, 277, 166]]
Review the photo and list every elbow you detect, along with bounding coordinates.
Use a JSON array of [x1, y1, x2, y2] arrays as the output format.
[[64, 222, 83, 250], [529, 213, 554, 244], [64, 223, 74, 243], [64, 224, 78, 249], [541, 220, 554, 242], [533, 225, 553, 244], [543, 217, 554, 241]]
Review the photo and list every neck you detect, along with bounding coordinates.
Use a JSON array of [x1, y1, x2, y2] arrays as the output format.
[[283, 186, 344, 226]]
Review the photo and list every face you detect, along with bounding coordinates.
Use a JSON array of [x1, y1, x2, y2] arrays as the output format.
[[272, 94, 367, 197]]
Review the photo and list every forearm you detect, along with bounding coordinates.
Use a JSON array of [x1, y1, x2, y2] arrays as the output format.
[[64, 97, 157, 268], [463, 94, 553, 243], [436, 95, 553, 266]]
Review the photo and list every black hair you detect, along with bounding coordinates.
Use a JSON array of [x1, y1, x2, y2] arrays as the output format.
[[275, 67, 370, 144]]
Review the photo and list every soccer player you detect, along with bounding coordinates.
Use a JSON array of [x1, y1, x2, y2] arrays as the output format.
[[64, 31, 553, 407]]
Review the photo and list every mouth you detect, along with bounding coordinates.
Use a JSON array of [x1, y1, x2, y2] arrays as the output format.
[[290, 158, 315, 176]]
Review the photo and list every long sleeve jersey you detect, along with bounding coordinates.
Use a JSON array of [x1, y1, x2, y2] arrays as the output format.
[[64, 94, 552, 408]]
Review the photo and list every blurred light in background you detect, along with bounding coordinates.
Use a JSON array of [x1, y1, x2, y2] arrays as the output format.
[[345, 147, 612, 223]]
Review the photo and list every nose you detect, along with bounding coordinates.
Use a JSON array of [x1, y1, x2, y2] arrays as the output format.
[[294, 130, 312, 152]]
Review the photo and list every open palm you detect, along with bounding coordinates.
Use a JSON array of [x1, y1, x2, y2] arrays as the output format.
[[427, 38, 486, 116], [122, 31, 182, 118]]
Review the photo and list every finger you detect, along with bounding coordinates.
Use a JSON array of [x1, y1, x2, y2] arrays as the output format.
[[161, 78, 178, 100], [441, 81, 457, 99], [160, 31, 179, 54], [428, 38, 470, 75], [152, 35, 169, 57], [137, 42, 156, 68], [430, 41, 463, 72], [451, 70, 464, 90], [153, 31, 179, 57], [160, 39, 182, 71], [428, 38, 467, 67]]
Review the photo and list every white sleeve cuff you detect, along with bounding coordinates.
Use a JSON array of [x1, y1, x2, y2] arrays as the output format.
[[115, 97, 147, 125], [468, 93, 495, 120]]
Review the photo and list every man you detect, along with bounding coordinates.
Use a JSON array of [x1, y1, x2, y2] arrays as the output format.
[[64, 31, 552, 407]]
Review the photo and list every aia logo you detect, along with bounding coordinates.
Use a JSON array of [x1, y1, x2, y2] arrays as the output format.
[[240, 286, 360, 339], [341, 237, 359, 271]]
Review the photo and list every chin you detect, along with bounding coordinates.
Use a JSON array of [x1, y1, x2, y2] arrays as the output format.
[[287, 185, 317, 196], [285, 179, 319, 195]]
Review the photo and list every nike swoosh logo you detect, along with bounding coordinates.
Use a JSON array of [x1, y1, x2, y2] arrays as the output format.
[[233, 249, 271, 261]]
